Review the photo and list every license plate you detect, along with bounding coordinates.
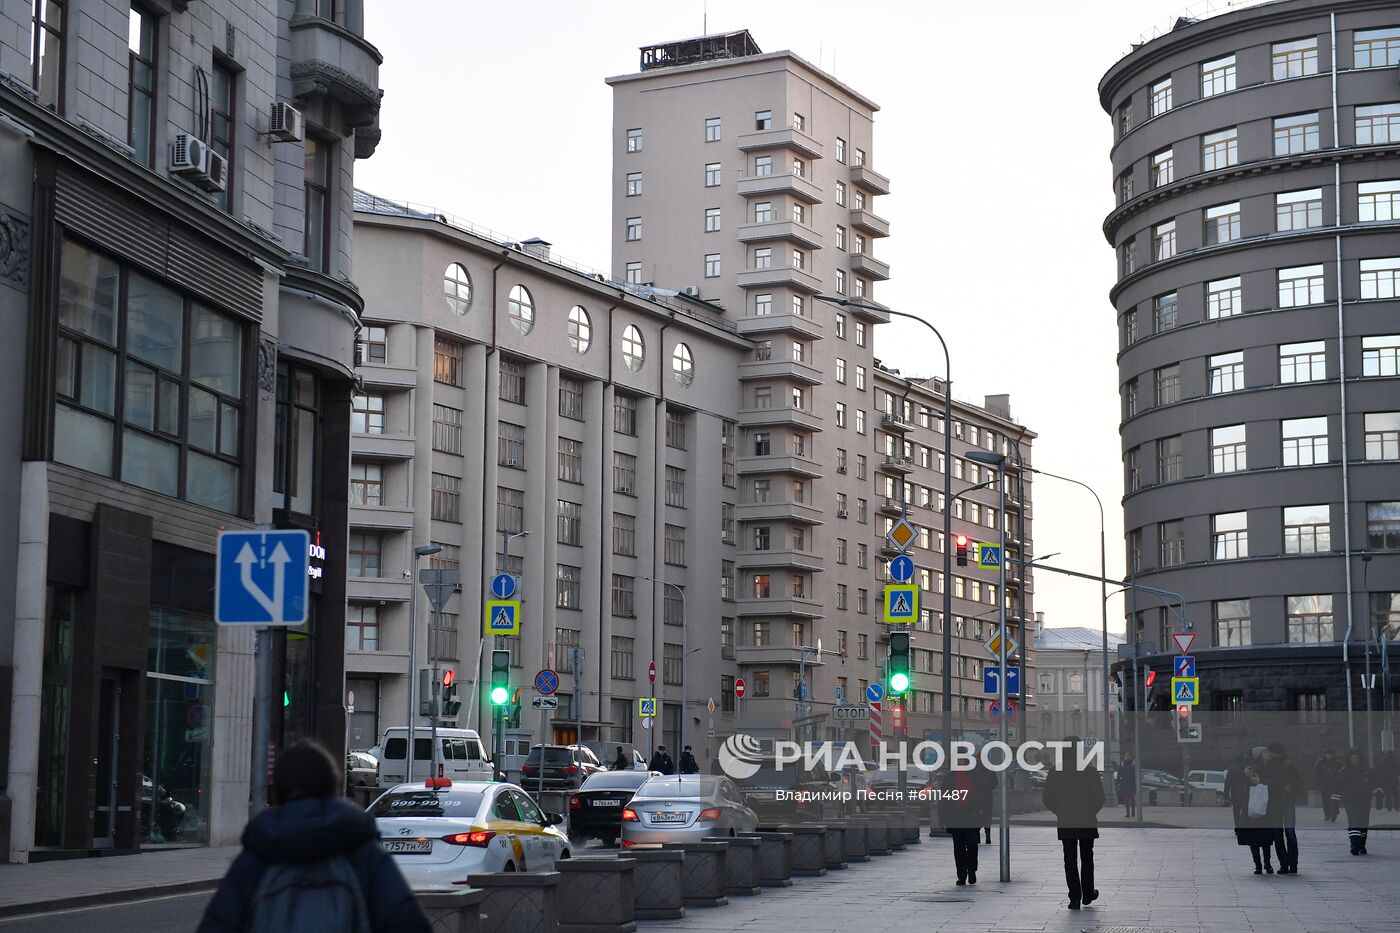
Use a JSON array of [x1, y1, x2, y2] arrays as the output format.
[[746, 791, 775, 800], [592, 799, 622, 807], [649, 811, 688, 824], [383, 839, 432, 854]]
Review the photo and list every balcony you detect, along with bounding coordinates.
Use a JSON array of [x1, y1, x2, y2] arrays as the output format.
[[736, 548, 826, 573], [348, 504, 414, 531], [735, 453, 824, 479], [734, 596, 824, 619], [357, 363, 417, 389], [733, 645, 819, 667], [737, 405, 824, 433], [736, 172, 823, 204], [879, 497, 904, 517], [736, 220, 824, 251], [877, 455, 913, 475], [351, 432, 415, 460], [735, 311, 824, 341], [850, 164, 891, 196], [346, 575, 410, 603], [738, 356, 823, 385], [846, 299, 890, 323], [850, 252, 891, 281], [735, 499, 824, 526], [736, 264, 824, 293], [289, 10, 383, 135], [736, 127, 825, 160], [880, 412, 912, 432], [849, 209, 890, 238]]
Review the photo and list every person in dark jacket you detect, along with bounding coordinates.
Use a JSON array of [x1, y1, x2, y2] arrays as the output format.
[[611, 747, 630, 771], [1115, 754, 1137, 817], [1041, 736, 1105, 911], [1233, 766, 1274, 874], [1257, 741, 1303, 874], [1376, 751, 1398, 811], [198, 739, 429, 933], [1336, 749, 1377, 855], [678, 746, 700, 774], [648, 746, 675, 774], [939, 762, 997, 885], [1314, 750, 1341, 822]]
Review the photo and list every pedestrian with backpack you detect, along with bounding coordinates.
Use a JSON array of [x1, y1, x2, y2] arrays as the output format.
[[198, 739, 429, 933], [939, 760, 996, 886]]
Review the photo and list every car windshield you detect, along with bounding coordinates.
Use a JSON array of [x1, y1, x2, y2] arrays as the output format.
[[581, 772, 651, 791], [636, 778, 715, 798], [368, 788, 485, 818], [525, 747, 572, 765]]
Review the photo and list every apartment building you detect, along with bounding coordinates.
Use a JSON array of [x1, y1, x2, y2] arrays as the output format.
[[0, 0, 382, 859]]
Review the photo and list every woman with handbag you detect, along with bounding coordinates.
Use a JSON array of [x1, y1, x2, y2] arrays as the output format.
[[1235, 767, 1275, 874]]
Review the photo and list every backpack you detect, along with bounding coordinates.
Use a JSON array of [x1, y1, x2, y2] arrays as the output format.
[[250, 855, 372, 933]]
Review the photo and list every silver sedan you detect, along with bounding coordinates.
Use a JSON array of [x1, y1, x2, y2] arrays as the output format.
[[620, 775, 758, 846]]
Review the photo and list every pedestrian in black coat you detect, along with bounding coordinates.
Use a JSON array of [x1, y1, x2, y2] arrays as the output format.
[[1041, 736, 1105, 911], [938, 763, 997, 886], [1233, 766, 1274, 874], [1313, 749, 1341, 821], [1257, 741, 1303, 874], [1336, 749, 1377, 855], [611, 746, 631, 771], [198, 740, 429, 933], [648, 746, 675, 774], [678, 746, 700, 774], [1115, 754, 1137, 817]]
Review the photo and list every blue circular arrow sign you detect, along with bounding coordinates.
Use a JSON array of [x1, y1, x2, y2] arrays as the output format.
[[889, 554, 915, 584], [535, 669, 559, 695], [866, 682, 885, 703], [491, 573, 517, 600]]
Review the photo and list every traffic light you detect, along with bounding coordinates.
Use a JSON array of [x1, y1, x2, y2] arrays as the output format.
[[441, 670, 461, 717], [888, 631, 911, 695], [955, 534, 969, 567], [1175, 704, 1201, 743], [490, 650, 510, 706]]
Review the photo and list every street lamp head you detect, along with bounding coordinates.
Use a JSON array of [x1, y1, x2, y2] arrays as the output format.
[[965, 450, 1006, 468], [415, 544, 443, 557], [812, 294, 850, 307]]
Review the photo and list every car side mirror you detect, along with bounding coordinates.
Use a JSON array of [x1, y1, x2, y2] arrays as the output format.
[[545, 812, 565, 826]]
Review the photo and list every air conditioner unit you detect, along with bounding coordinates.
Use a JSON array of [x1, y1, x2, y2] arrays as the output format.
[[268, 101, 305, 143], [681, 286, 701, 298], [198, 150, 228, 193], [837, 509, 849, 518], [170, 133, 210, 177]]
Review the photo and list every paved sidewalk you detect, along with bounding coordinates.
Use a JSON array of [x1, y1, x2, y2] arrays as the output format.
[[646, 825, 1400, 933], [1017, 804, 1400, 831], [0, 846, 239, 917]]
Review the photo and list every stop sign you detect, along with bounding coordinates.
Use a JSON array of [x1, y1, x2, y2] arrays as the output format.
[[734, 678, 746, 699]]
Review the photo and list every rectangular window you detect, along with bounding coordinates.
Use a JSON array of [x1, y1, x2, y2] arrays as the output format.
[[1356, 103, 1400, 145], [665, 466, 685, 507], [431, 473, 460, 522], [1359, 179, 1400, 221], [1157, 434, 1183, 482], [705, 116, 721, 142], [753, 247, 772, 270], [210, 59, 237, 212], [665, 408, 687, 450], [1123, 309, 1140, 346], [1207, 276, 1242, 319], [348, 533, 382, 577], [1215, 599, 1252, 647], [496, 487, 523, 534], [1365, 412, 1400, 460], [625, 216, 641, 241], [127, 5, 157, 167], [1284, 504, 1331, 553], [556, 565, 581, 610], [1209, 351, 1244, 394], [1273, 37, 1318, 78], [30, 0, 64, 111], [1277, 188, 1323, 230], [1159, 519, 1185, 567], [1126, 446, 1143, 490], [1201, 54, 1236, 97], [1280, 340, 1326, 383], [432, 404, 463, 454], [755, 109, 772, 130], [351, 392, 384, 434], [559, 377, 584, 420], [557, 500, 582, 546], [1362, 335, 1400, 376], [1356, 26, 1400, 67], [625, 262, 641, 285], [1202, 127, 1239, 171], [613, 394, 637, 436], [346, 604, 379, 651], [754, 155, 773, 176], [704, 207, 721, 232], [1367, 502, 1400, 548], [1287, 595, 1334, 643], [705, 162, 721, 187], [497, 422, 524, 467], [854, 147, 866, 166], [626, 172, 641, 196], [704, 253, 721, 277], [1150, 148, 1174, 188], [1152, 220, 1176, 261], [836, 180, 846, 206], [626, 128, 642, 152], [357, 325, 387, 364], [1116, 99, 1133, 138], [1118, 169, 1135, 205], [1361, 257, 1400, 299], [349, 461, 382, 506], [555, 627, 581, 672], [1274, 112, 1321, 155], [1278, 264, 1324, 306], [611, 636, 634, 679], [558, 437, 582, 483], [1204, 202, 1241, 244], [1153, 293, 1178, 333], [1282, 416, 1329, 465], [664, 524, 686, 566], [1154, 364, 1180, 406], [1213, 511, 1248, 560], [1119, 239, 1138, 277], [856, 321, 867, 347], [611, 574, 635, 618], [498, 359, 525, 403], [857, 589, 869, 614], [1150, 77, 1173, 116], [303, 137, 332, 272], [612, 512, 637, 556]]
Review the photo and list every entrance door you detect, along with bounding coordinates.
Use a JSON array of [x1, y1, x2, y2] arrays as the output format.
[[93, 674, 120, 848]]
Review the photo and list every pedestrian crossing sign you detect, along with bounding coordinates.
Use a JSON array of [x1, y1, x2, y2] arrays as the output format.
[[882, 584, 919, 624], [977, 544, 1001, 570], [638, 697, 656, 717], [484, 599, 521, 636], [1171, 676, 1199, 706]]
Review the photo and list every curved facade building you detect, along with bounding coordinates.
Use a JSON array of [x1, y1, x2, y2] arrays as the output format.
[[1101, 0, 1400, 729]]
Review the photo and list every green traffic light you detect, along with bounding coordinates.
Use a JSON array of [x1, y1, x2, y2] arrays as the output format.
[[490, 686, 510, 705], [889, 671, 911, 693]]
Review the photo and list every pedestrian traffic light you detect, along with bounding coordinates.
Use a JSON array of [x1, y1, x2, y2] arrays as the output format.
[[490, 650, 510, 706], [955, 534, 969, 567], [888, 631, 911, 695], [441, 670, 461, 717]]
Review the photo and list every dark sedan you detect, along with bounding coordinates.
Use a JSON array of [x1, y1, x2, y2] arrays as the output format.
[[568, 770, 656, 845], [735, 763, 845, 823]]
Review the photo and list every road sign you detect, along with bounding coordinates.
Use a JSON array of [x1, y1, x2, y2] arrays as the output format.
[[983, 632, 1018, 658], [641, 717, 653, 731], [1172, 676, 1199, 706], [888, 554, 915, 584], [887, 517, 917, 552], [484, 599, 521, 636], [866, 682, 885, 703], [649, 661, 657, 684], [215, 529, 310, 625], [531, 696, 559, 710], [835, 682, 844, 704], [1174, 655, 1197, 677], [735, 678, 746, 699], [983, 666, 1021, 695], [638, 697, 657, 717], [534, 669, 559, 695], [707, 697, 716, 713], [798, 681, 809, 701], [490, 573, 517, 600], [990, 700, 1016, 720], [420, 569, 460, 611], [976, 543, 1001, 570], [833, 706, 870, 721], [1172, 633, 1197, 654], [882, 584, 919, 624]]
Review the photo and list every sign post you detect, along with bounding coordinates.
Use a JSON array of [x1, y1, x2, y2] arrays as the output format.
[[420, 569, 459, 778]]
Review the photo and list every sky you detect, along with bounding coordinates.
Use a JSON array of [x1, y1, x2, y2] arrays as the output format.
[[358, 0, 1264, 634]]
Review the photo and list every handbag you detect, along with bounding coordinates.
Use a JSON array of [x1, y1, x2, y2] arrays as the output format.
[[1247, 784, 1269, 818]]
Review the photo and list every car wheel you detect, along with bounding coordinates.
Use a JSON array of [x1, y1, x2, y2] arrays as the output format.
[[503, 862, 516, 873], [599, 834, 616, 847], [559, 849, 570, 860]]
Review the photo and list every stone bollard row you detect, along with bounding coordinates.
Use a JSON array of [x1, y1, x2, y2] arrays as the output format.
[[704, 835, 762, 896], [660, 840, 729, 907], [417, 888, 486, 933], [822, 822, 848, 870], [466, 871, 559, 933], [772, 823, 827, 876], [557, 857, 638, 933], [742, 830, 794, 887]]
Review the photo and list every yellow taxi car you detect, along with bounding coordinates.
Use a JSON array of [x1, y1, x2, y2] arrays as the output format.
[[368, 778, 570, 889]]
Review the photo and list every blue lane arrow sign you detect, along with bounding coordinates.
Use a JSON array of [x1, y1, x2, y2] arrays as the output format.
[[889, 554, 915, 584], [983, 666, 1022, 695], [215, 530, 310, 625], [490, 573, 517, 600], [866, 682, 885, 704]]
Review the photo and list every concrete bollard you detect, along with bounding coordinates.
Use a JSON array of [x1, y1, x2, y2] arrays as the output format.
[[630, 848, 686, 920], [899, 810, 922, 845], [866, 817, 892, 855], [777, 824, 828, 876], [704, 835, 762, 896], [466, 871, 559, 933], [557, 857, 637, 933], [661, 840, 729, 907], [741, 831, 793, 887], [417, 888, 485, 933], [822, 822, 848, 870], [842, 816, 871, 862]]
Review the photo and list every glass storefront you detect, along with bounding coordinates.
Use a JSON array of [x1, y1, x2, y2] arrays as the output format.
[[144, 607, 215, 844], [34, 589, 75, 847]]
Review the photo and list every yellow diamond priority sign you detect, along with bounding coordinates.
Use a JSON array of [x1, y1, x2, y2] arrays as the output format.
[[887, 517, 917, 552]]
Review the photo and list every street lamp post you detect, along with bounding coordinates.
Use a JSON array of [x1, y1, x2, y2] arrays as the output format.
[[406, 544, 443, 785], [815, 296, 956, 745]]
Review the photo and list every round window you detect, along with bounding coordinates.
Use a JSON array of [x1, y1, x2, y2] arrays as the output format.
[[443, 263, 471, 315], [507, 284, 535, 335], [672, 342, 694, 386], [621, 324, 645, 371], [568, 305, 591, 353]]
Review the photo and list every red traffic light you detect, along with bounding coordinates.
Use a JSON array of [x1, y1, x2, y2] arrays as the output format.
[[955, 534, 968, 547], [1146, 670, 1157, 688], [1176, 704, 1191, 719], [443, 670, 455, 687]]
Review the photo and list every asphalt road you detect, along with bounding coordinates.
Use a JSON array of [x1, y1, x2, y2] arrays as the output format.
[[0, 891, 215, 932]]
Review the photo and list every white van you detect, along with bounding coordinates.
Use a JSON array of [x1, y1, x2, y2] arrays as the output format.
[[373, 727, 492, 787]]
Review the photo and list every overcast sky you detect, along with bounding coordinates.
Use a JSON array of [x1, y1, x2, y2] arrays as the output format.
[[358, 0, 1264, 633]]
